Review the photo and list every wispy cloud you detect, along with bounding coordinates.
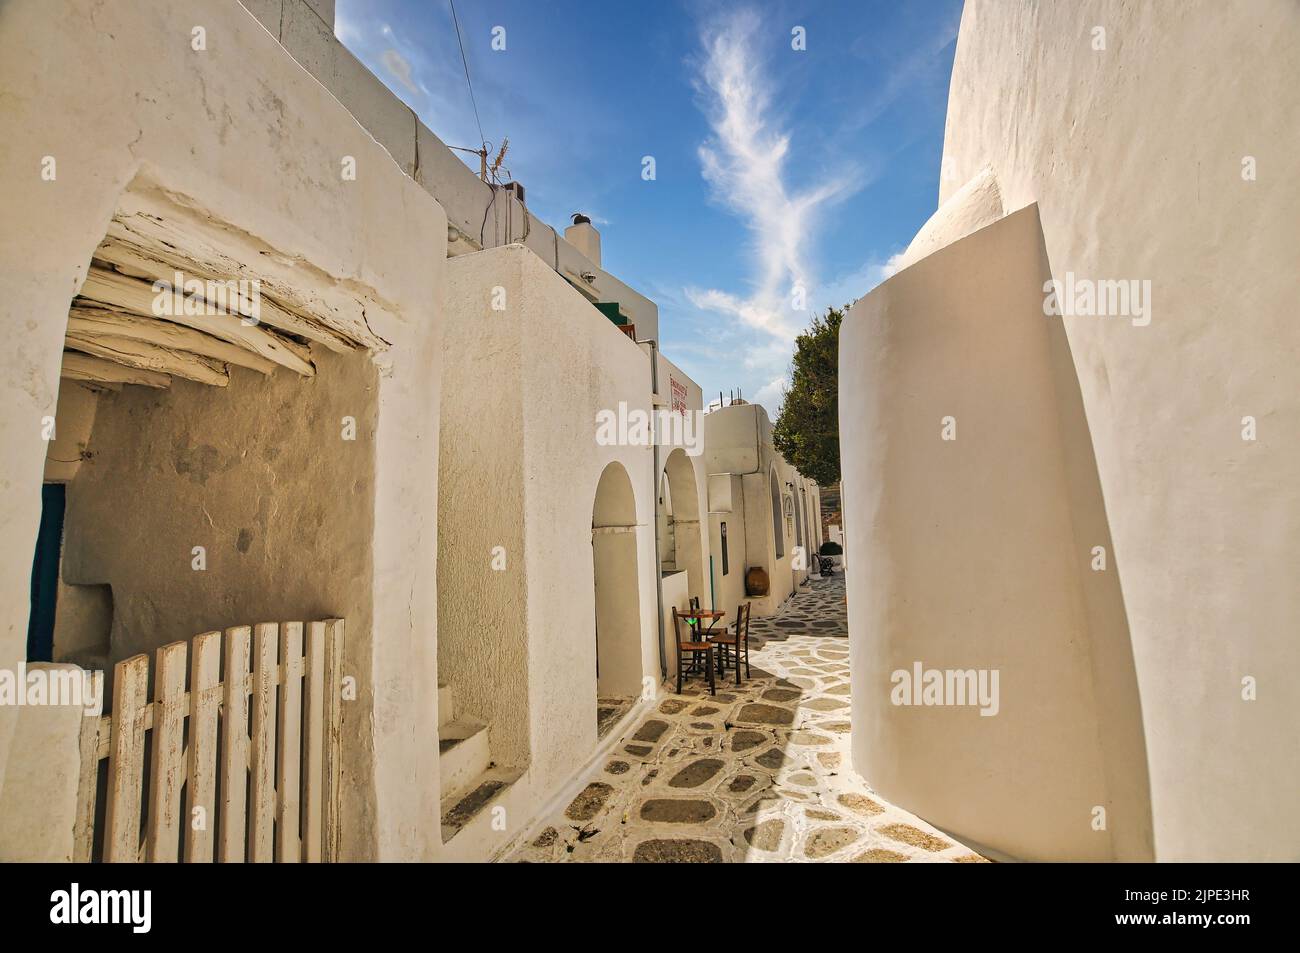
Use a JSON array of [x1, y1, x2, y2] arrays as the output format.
[[753, 375, 788, 410], [843, 10, 961, 134], [688, 9, 860, 346], [380, 47, 421, 96], [813, 250, 910, 313]]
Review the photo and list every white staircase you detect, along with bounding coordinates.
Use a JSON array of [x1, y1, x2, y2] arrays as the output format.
[[437, 682, 523, 852]]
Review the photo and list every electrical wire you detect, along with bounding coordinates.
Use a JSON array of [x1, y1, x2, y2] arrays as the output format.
[[448, 0, 486, 153]]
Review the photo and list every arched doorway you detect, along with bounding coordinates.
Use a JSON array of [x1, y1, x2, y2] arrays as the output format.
[[794, 479, 805, 556], [795, 486, 806, 553], [769, 467, 785, 559], [660, 449, 705, 605], [592, 462, 642, 734]]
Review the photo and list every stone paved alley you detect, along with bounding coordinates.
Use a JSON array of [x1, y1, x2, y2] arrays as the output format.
[[508, 575, 987, 863]]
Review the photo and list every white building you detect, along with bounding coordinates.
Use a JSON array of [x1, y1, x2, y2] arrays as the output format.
[[705, 402, 822, 620], [839, 0, 1299, 862], [0, 0, 721, 863]]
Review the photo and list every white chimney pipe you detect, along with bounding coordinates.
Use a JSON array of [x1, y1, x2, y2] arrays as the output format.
[[565, 214, 601, 268]]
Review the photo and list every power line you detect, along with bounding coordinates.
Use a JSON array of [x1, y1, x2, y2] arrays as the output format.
[[448, 0, 486, 152]]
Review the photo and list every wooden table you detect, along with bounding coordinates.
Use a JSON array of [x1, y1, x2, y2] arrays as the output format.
[[678, 609, 726, 638]]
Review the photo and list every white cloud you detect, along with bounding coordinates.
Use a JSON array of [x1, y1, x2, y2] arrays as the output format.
[[380, 48, 420, 97], [881, 249, 909, 279], [753, 375, 789, 412], [812, 249, 910, 314], [690, 9, 861, 346]]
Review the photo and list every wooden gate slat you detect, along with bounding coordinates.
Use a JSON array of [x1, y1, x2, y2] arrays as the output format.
[[302, 622, 326, 862], [82, 617, 343, 865], [218, 626, 251, 862], [73, 671, 104, 863], [276, 622, 303, 862], [185, 631, 221, 862], [146, 641, 188, 861], [103, 654, 149, 862], [248, 623, 279, 862], [323, 619, 344, 863]]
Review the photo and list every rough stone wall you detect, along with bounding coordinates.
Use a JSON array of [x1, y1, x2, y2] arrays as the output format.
[[62, 350, 377, 679]]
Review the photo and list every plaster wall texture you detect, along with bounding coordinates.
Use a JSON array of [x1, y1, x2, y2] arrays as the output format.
[[943, 0, 1299, 862], [60, 351, 377, 680], [655, 351, 711, 609], [842, 206, 1126, 861], [0, 0, 446, 860], [439, 245, 660, 854], [705, 404, 803, 616], [841, 0, 1298, 860], [660, 570, 690, 680], [437, 259, 528, 771], [0, 666, 86, 861], [708, 473, 748, 617], [777, 460, 816, 588]]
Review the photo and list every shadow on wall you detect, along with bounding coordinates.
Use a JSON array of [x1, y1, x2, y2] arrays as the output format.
[[841, 204, 1153, 861], [1040, 238, 1155, 864]]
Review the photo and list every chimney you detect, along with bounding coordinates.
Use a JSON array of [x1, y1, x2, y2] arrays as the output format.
[[565, 213, 601, 268]]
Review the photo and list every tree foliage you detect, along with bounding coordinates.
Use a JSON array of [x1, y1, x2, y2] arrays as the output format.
[[772, 306, 842, 486]]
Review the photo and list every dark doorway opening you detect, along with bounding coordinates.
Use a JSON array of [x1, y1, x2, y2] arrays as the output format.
[[28, 482, 66, 662]]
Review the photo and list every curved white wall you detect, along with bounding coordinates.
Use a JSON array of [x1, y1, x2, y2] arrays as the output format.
[[842, 0, 1299, 861]]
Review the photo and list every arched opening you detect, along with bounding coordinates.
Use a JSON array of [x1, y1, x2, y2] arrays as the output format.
[[657, 471, 676, 571], [801, 486, 813, 556], [769, 468, 785, 559], [660, 448, 705, 606], [592, 462, 642, 736], [794, 480, 805, 553]]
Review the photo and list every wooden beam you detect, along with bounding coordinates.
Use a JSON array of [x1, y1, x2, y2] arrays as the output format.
[[78, 266, 316, 376], [68, 306, 277, 375], [65, 333, 229, 387], [60, 351, 170, 388], [96, 236, 358, 353]]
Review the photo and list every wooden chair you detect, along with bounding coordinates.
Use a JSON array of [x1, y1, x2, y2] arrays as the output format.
[[673, 606, 715, 696], [710, 602, 752, 686]]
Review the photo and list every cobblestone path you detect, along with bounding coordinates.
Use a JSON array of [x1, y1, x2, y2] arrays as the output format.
[[506, 574, 986, 863]]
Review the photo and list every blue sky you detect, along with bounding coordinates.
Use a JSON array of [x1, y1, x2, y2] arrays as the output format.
[[335, 0, 963, 416]]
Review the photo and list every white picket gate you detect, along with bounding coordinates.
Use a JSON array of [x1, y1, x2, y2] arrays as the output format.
[[74, 619, 344, 863]]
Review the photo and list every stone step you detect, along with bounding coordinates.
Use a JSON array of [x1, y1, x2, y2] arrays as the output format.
[[437, 681, 455, 729], [438, 719, 490, 801], [440, 767, 524, 845]]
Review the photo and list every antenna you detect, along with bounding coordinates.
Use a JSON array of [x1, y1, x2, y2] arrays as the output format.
[[489, 138, 509, 183]]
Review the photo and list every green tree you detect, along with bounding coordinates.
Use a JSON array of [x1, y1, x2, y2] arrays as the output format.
[[773, 306, 842, 486]]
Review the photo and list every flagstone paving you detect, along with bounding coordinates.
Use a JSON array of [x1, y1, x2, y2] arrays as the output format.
[[506, 573, 987, 863]]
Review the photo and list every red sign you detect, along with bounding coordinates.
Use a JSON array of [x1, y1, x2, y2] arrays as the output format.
[[670, 377, 688, 415]]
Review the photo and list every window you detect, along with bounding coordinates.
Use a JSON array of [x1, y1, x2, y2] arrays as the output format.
[[720, 522, 729, 575]]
